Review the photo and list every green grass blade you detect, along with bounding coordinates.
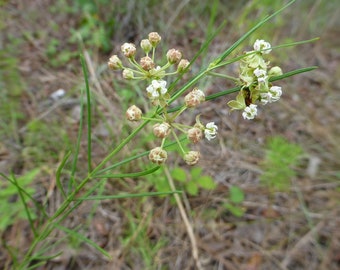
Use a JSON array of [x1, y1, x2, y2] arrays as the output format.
[[69, 84, 85, 192], [80, 54, 92, 173], [25, 252, 62, 270], [75, 190, 183, 201], [0, 173, 48, 219], [10, 174, 37, 237], [53, 224, 112, 259], [55, 179, 106, 223], [56, 150, 71, 198]]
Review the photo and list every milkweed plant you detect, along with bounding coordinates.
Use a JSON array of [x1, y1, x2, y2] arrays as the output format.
[[108, 37, 287, 165], [1, 1, 318, 269]]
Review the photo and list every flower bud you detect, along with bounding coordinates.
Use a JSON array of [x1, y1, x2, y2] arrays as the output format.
[[126, 105, 142, 121], [166, 49, 182, 64], [148, 32, 161, 47], [140, 56, 155, 71], [187, 127, 203, 143], [153, 122, 171, 138], [108, 55, 123, 70], [122, 69, 134, 80], [121, 43, 136, 58], [149, 147, 167, 165], [268, 66, 283, 77], [184, 88, 205, 108], [177, 59, 190, 73], [184, 151, 200, 165], [140, 39, 152, 54]]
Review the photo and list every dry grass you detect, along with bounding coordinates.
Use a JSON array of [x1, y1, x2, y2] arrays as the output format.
[[1, 0, 339, 269]]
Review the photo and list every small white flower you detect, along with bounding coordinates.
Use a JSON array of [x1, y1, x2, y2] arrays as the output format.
[[254, 68, 267, 78], [253, 39, 272, 54], [260, 86, 282, 104], [260, 92, 272, 105], [254, 68, 268, 84], [269, 86, 282, 102], [242, 104, 258, 120], [146, 80, 167, 98], [204, 122, 218, 141]]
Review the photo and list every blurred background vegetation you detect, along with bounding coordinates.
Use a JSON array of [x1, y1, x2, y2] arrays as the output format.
[[0, 0, 339, 269]]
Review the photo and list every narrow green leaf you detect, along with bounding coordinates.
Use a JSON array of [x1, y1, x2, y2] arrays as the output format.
[[166, 21, 227, 103], [56, 150, 71, 198], [94, 166, 160, 179], [54, 224, 111, 259], [0, 173, 48, 219], [269, 66, 318, 82], [214, 0, 296, 65], [11, 174, 37, 237], [74, 190, 182, 201], [69, 84, 85, 191], [94, 135, 187, 175], [80, 54, 92, 173]]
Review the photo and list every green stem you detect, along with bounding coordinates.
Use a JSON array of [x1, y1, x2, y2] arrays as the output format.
[[207, 71, 239, 82], [171, 130, 186, 155], [129, 58, 147, 74]]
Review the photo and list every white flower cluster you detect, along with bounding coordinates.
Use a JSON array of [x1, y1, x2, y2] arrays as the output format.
[[242, 104, 258, 120], [228, 39, 283, 120], [146, 79, 168, 98]]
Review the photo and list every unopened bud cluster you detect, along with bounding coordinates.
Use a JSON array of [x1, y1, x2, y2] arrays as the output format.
[[108, 32, 190, 107], [146, 90, 218, 165], [227, 39, 283, 120]]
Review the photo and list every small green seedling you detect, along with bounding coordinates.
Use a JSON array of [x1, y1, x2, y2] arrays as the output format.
[[223, 185, 245, 217]]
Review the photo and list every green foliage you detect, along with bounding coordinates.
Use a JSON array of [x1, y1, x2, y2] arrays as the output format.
[[223, 185, 245, 217], [45, 38, 78, 67], [46, 0, 116, 67], [260, 136, 303, 191], [171, 167, 216, 196], [0, 1, 317, 268], [0, 169, 39, 231], [145, 166, 171, 194], [122, 208, 167, 268], [0, 39, 24, 141], [22, 120, 71, 165], [146, 165, 216, 197]]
